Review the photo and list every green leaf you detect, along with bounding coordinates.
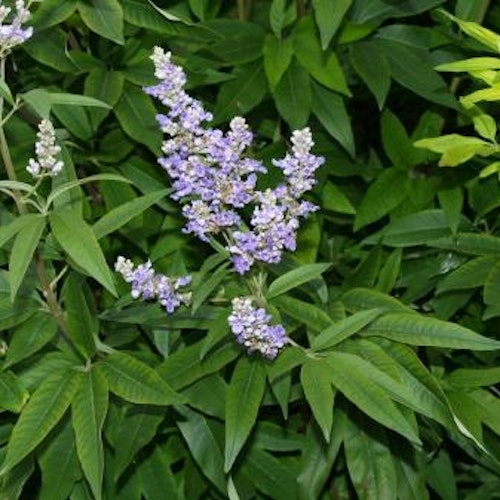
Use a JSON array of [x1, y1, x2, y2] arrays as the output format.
[[50, 208, 117, 296], [137, 444, 179, 500], [293, 17, 350, 95], [0, 371, 28, 413], [313, 0, 352, 49], [191, 263, 230, 314], [376, 248, 402, 293], [414, 134, 498, 166], [350, 41, 391, 109], [9, 215, 45, 301], [437, 255, 496, 294], [0, 457, 34, 500], [72, 369, 108, 500], [98, 352, 184, 405], [77, 0, 124, 44], [113, 408, 164, 480], [213, 62, 267, 124], [84, 69, 124, 128], [225, 357, 266, 472], [269, 0, 286, 38], [266, 263, 331, 299], [297, 415, 345, 500], [22, 30, 77, 74], [271, 295, 333, 331], [49, 93, 111, 109], [322, 182, 356, 214], [342, 288, 412, 313], [115, 82, 162, 154], [0, 214, 44, 250], [0, 78, 13, 105], [207, 21, 265, 65], [38, 417, 81, 500], [438, 186, 463, 234], [262, 35, 293, 91], [46, 173, 130, 208], [377, 39, 457, 109], [92, 189, 168, 239], [365, 209, 458, 247], [381, 109, 418, 169], [352, 340, 452, 426], [455, 0, 490, 22], [31, 0, 78, 29], [4, 313, 58, 369], [313, 308, 385, 351], [363, 312, 500, 350], [429, 233, 500, 255], [176, 406, 226, 493], [447, 366, 500, 387], [301, 360, 335, 441], [312, 83, 355, 157], [273, 59, 312, 129], [354, 168, 408, 231], [344, 418, 397, 500], [443, 11, 500, 52], [1, 369, 80, 474], [436, 57, 500, 72], [62, 273, 98, 358], [325, 352, 421, 444], [243, 447, 299, 500]]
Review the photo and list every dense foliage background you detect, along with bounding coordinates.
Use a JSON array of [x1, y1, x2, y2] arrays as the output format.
[[1, 0, 500, 498]]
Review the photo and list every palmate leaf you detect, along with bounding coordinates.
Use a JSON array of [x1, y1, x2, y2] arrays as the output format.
[[49, 208, 117, 296], [300, 360, 335, 441], [344, 417, 397, 500], [362, 312, 500, 350], [38, 417, 81, 500], [113, 408, 164, 480], [312, 308, 385, 351], [76, 0, 124, 44], [4, 313, 57, 369], [176, 406, 225, 493], [9, 215, 46, 301], [92, 188, 169, 239], [352, 340, 452, 427], [71, 369, 108, 500], [1, 369, 81, 474], [225, 357, 266, 472], [266, 262, 331, 299], [97, 352, 184, 406], [325, 352, 421, 444], [297, 414, 345, 500], [0, 371, 28, 413], [137, 445, 179, 499], [243, 447, 298, 500]]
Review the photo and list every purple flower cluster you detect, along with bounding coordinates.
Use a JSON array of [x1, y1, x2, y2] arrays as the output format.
[[114, 256, 191, 314], [145, 47, 324, 274], [228, 297, 288, 359], [0, 1, 32, 55]]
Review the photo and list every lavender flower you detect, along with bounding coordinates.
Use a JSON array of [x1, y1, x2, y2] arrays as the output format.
[[26, 119, 64, 178], [114, 256, 191, 314], [146, 46, 324, 273], [228, 297, 288, 359], [0, 1, 32, 55]]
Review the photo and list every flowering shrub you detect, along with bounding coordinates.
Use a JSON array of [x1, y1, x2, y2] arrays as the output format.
[[0, 2, 499, 499]]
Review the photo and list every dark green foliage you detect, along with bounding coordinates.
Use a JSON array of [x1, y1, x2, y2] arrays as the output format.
[[0, 0, 499, 499]]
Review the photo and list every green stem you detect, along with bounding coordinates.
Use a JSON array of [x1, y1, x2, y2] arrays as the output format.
[[0, 58, 77, 356], [237, 0, 250, 20]]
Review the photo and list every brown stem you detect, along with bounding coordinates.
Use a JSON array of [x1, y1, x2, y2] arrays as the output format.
[[296, 0, 306, 18]]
